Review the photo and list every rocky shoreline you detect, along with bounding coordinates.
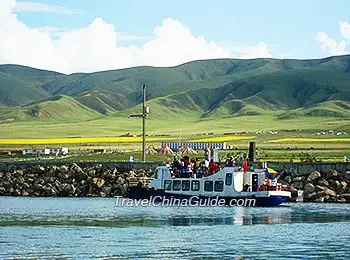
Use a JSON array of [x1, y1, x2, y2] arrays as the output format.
[[0, 163, 154, 197], [278, 169, 350, 203], [0, 163, 350, 203]]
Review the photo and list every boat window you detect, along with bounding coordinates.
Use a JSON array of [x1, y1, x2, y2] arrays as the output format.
[[225, 173, 232, 186], [164, 180, 172, 191], [214, 181, 224, 192], [191, 180, 200, 191], [173, 180, 181, 191], [182, 180, 190, 191], [204, 180, 213, 192]]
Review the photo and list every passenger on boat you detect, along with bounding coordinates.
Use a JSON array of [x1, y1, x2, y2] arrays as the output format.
[[243, 184, 250, 192], [225, 157, 235, 167], [242, 158, 249, 173]]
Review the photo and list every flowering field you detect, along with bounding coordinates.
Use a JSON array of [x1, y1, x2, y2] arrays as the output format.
[[268, 138, 350, 143], [190, 136, 256, 142], [0, 137, 173, 145]]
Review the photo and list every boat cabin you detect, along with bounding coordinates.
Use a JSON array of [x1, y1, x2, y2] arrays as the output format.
[[148, 166, 283, 197]]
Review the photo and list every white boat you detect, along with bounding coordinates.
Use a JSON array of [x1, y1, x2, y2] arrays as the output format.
[[126, 166, 291, 207]]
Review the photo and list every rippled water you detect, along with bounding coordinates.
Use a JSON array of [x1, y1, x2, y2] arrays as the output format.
[[0, 197, 350, 259]]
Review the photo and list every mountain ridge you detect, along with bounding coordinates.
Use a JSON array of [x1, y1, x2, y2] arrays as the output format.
[[0, 55, 349, 123]]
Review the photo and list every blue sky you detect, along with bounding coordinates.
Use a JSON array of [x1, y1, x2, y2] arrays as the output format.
[[1, 0, 349, 73]]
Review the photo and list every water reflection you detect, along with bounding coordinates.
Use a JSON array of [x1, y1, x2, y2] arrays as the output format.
[[167, 206, 292, 226]]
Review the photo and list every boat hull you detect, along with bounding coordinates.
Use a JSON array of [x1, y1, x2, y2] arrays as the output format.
[[126, 186, 289, 207]]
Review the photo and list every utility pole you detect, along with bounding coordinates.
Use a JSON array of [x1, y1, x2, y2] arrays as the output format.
[[142, 84, 146, 162], [129, 84, 149, 162]]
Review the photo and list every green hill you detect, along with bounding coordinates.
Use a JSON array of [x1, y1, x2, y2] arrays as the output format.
[[0, 65, 63, 106], [0, 55, 350, 124], [0, 95, 101, 122]]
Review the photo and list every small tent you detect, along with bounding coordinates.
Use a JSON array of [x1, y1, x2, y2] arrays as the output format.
[[179, 147, 198, 155], [145, 145, 158, 155], [159, 145, 174, 155]]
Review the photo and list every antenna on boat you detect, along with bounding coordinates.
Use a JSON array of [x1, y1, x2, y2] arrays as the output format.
[[128, 84, 149, 162]]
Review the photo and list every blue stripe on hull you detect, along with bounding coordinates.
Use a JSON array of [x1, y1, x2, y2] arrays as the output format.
[[126, 187, 289, 207]]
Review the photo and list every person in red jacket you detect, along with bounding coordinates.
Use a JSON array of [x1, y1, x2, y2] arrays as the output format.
[[209, 159, 216, 174], [242, 158, 249, 173]]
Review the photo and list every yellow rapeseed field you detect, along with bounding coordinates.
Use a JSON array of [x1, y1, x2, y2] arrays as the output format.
[[0, 137, 173, 145], [190, 136, 256, 142], [268, 138, 350, 143]]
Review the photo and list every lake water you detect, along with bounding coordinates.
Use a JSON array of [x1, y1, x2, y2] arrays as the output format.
[[0, 197, 350, 259]]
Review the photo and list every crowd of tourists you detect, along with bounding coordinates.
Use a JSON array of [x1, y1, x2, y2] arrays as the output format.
[[164, 155, 247, 178]]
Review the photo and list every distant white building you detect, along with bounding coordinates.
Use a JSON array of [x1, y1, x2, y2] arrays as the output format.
[[23, 147, 68, 156]]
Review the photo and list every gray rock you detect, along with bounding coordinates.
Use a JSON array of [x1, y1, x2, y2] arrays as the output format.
[[304, 192, 317, 200], [337, 197, 347, 203], [304, 183, 315, 194], [60, 165, 68, 173], [307, 171, 321, 183], [292, 181, 304, 190], [331, 180, 342, 191], [340, 193, 350, 202], [318, 179, 329, 187], [340, 181, 348, 191], [327, 170, 339, 179], [316, 186, 336, 197], [58, 183, 75, 196], [116, 176, 125, 185], [71, 163, 83, 173], [284, 176, 292, 184], [87, 168, 96, 177], [76, 172, 88, 182], [343, 171, 350, 180], [102, 186, 111, 195]]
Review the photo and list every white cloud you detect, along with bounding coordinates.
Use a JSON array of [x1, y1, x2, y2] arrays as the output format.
[[317, 21, 350, 56], [0, 0, 272, 74], [14, 1, 77, 14]]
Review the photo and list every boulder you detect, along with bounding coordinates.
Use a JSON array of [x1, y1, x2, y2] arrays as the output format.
[[314, 197, 325, 203], [304, 192, 317, 200], [343, 171, 350, 180], [307, 171, 321, 183], [340, 193, 350, 202], [292, 181, 304, 190], [319, 187, 336, 197], [331, 180, 344, 193], [58, 183, 75, 196], [76, 172, 88, 182], [327, 170, 339, 179], [71, 163, 83, 173], [284, 176, 292, 184], [116, 176, 125, 186], [317, 179, 329, 187], [87, 168, 96, 177], [304, 183, 315, 194], [95, 178, 105, 188], [336, 197, 346, 203], [101, 186, 112, 196], [340, 181, 348, 191], [292, 176, 304, 182], [59, 165, 68, 174]]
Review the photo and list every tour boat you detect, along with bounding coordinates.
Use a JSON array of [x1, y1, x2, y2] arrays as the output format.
[[126, 166, 291, 207]]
